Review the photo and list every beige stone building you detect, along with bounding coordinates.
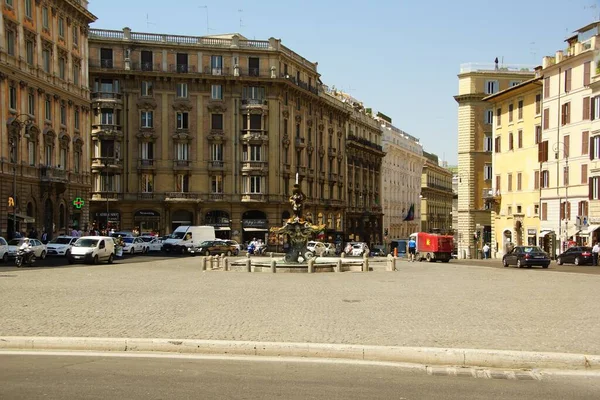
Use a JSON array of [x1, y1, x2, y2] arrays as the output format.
[[420, 152, 453, 233], [0, 0, 96, 239], [455, 62, 535, 258], [87, 27, 358, 246]]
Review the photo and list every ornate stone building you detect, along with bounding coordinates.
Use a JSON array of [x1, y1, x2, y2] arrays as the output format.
[[87, 27, 348, 245], [0, 0, 95, 239], [420, 152, 453, 233]]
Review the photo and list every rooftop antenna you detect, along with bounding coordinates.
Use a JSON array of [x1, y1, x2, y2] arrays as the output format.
[[146, 14, 156, 30], [199, 5, 213, 35], [238, 9, 245, 31]]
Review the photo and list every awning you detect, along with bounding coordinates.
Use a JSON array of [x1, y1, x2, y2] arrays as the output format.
[[539, 230, 554, 238], [579, 225, 600, 235], [214, 227, 231, 231], [243, 227, 268, 232], [8, 214, 35, 223]]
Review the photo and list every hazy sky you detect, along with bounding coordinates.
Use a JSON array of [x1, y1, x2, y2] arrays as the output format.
[[89, 0, 597, 165]]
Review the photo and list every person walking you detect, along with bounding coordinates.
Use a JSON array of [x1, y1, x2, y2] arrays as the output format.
[[482, 243, 490, 259], [407, 237, 417, 262], [592, 242, 600, 266]]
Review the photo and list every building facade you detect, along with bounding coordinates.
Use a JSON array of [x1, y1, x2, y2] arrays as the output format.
[[420, 152, 453, 234], [539, 23, 597, 256], [454, 63, 535, 258], [87, 27, 351, 246], [380, 117, 423, 240], [1, 0, 96, 239], [484, 76, 543, 257]]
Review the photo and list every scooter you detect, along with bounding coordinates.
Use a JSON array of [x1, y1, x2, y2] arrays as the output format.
[[15, 247, 36, 267]]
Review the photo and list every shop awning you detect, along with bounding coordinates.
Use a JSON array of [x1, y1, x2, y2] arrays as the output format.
[[8, 214, 35, 223], [243, 227, 268, 232], [539, 230, 554, 238], [580, 225, 600, 235], [214, 227, 231, 231]]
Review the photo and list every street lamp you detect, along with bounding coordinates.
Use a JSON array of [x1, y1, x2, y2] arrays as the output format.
[[103, 158, 110, 233], [8, 115, 33, 238]]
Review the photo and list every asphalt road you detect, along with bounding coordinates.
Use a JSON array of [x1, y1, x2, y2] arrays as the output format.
[[0, 353, 598, 400]]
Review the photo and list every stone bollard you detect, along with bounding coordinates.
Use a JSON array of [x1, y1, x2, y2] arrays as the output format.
[[340, 252, 346, 259], [270, 252, 274, 259], [270, 259, 277, 273], [245, 258, 252, 272], [386, 254, 395, 271], [246, 252, 251, 259], [223, 257, 229, 271], [362, 254, 369, 272], [201, 257, 207, 271], [336, 259, 342, 272], [307, 258, 315, 273]]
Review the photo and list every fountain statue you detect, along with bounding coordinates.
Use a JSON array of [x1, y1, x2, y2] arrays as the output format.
[[270, 177, 325, 263]]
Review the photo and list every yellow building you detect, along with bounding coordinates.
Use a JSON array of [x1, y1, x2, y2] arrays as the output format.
[[0, 0, 96, 239], [420, 152, 453, 233], [455, 63, 535, 258], [484, 76, 543, 257]]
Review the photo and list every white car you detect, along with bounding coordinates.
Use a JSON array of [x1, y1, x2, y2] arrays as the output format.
[[7, 238, 47, 259], [46, 236, 78, 257], [147, 237, 163, 252], [306, 241, 334, 257], [122, 237, 148, 254], [0, 237, 9, 262]]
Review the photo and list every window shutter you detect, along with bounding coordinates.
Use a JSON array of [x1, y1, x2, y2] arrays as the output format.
[[582, 164, 588, 184], [590, 177, 594, 200], [544, 77, 550, 98], [565, 69, 572, 92], [544, 141, 549, 163], [560, 202, 565, 220], [584, 61, 591, 86], [591, 136, 596, 161], [592, 97, 596, 121], [495, 175, 501, 192], [534, 171, 540, 189], [567, 201, 571, 220], [542, 203, 548, 221], [567, 102, 571, 124], [583, 131, 589, 155], [538, 141, 544, 162], [543, 109, 549, 129], [584, 97, 590, 120], [564, 135, 570, 157]]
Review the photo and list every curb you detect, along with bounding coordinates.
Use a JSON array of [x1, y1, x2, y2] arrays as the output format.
[[1, 336, 599, 370]]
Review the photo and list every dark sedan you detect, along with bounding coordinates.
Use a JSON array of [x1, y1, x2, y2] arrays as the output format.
[[502, 246, 550, 268], [556, 246, 593, 265], [189, 240, 237, 256]]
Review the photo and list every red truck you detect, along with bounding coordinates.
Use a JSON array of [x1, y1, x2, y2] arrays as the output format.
[[410, 232, 453, 262]]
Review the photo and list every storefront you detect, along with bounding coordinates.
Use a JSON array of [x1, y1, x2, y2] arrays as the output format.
[[134, 209, 160, 235], [205, 210, 231, 239], [527, 229, 537, 246], [93, 211, 121, 232], [539, 230, 556, 258], [170, 210, 193, 231], [241, 211, 268, 245]]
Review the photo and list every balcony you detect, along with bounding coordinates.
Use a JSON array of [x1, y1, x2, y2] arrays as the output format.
[[240, 98, 268, 111], [241, 194, 266, 202], [208, 160, 225, 171], [207, 193, 225, 202], [280, 73, 319, 95], [482, 188, 501, 201], [91, 191, 123, 201], [204, 66, 231, 76], [240, 130, 268, 143], [91, 92, 123, 102], [40, 167, 68, 183], [241, 161, 268, 172], [165, 192, 202, 202], [138, 193, 157, 200], [346, 134, 384, 153], [130, 61, 161, 72], [207, 129, 227, 143], [295, 137, 306, 148], [91, 157, 123, 170], [91, 124, 123, 138], [96, 59, 114, 69], [169, 64, 196, 73], [173, 160, 191, 170], [137, 159, 156, 170]]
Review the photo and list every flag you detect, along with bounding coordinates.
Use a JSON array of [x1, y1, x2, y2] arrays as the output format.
[[403, 204, 415, 221]]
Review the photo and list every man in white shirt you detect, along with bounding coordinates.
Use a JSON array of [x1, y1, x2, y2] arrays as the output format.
[[592, 242, 600, 266]]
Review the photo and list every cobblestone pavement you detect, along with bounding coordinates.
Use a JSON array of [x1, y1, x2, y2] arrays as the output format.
[[1, 257, 599, 355]]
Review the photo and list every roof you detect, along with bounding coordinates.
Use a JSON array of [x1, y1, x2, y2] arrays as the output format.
[[483, 77, 543, 102]]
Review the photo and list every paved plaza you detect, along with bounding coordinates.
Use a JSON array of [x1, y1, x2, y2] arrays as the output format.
[[1, 257, 599, 355]]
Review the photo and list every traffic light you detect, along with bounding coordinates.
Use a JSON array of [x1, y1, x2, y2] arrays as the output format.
[[7, 197, 14, 207]]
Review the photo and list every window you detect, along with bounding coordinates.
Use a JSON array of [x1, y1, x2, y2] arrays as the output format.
[[535, 125, 542, 144], [177, 83, 188, 98], [58, 17, 64, 38], [538, 140, 548, 163], [594, 96, 600, 120], [8, 85, 17, 110], [507, 173, 513, 192], [544, 77, 550, 98], [543, 108, 549, 129], [564, 165, 570, 186], [243, 144, 262, 161], [494, 136, 501, 153], [563, 135, 570, 157], [582, 131, 589, 155], [560, 201, 571, 220], [484, 109, 493, 124], [541, 170, 550, 188], [25, 0, 32, 18], [584, 61, 591, 86], [510, 81, 521, 87], [211, 143, 223, 161], [242, 86, 265, 100], [564, 68, 572, 93], [176, 174, 189, 192], [495, 175, 501, 193], [534, 171, 540, 189], [211, 55, 223, 75], [45, 98, 52, 120], [246, 176, 262, 193], [176, 53, 188, 72], [42, 7, 49, 29], [211, 114, 223, 130], [483, 135, 493, 152], [58, 57, 66, 79], [591, 135, 600, 160], [6, 29, 15, 56], [541, 203, 548, 221], [100, 48, 113, 68], [176, 112, 189, 130], [517, 100, 523, 120], [176, 143, 189, 161], [535, 94, 541, 115], [42, 49, 51, 73], [28, 141, 36, 166], [507, 206, 512, 215], [141, 111, 153, 128], [73, 26, 79, 46], [25, 40, 34, 65], [583, 96, 591, 120], [517, 130, 523, 148], [211, 175, 223, 193], [59, 148, 67, 170], [579, 201, 589, 218], [496, 108, 501, 125], [211, 84, 222, 100], [60, 105, 66, 125], [73, 64, 80, 86], [582, 164, 588, 184], [74, 150, 81, 173], [561, 102, 570, 125], [248, 57, 259, 76], [100, 110, 114, 125], [140, 142, 154, 160], [141, 174, 153, 193], [140, 50, 153, 71], [485, 80, 498, 94], [508, 132, 514, 150], [74, 109, 80, 130], [45, 144, 53, 166], [141, 81, 153, 96], [508, 104, 514, 123], [28, 92, 35, 115], [483, 164, 492, 180]]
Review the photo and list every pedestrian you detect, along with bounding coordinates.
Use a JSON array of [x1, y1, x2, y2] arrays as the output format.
[[41, 230, 48, 244], [71, 226, 79, 237], [592, 242, 600, 266], [408, 237, 417, 262], [482, 243, 490, 259]]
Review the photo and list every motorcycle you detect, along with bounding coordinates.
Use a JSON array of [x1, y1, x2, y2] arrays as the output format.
[[15, 246, 36, 267]]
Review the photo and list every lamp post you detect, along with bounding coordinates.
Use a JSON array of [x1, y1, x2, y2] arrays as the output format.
[[8, 115, 33, 239], [103, 159, 110, 233]]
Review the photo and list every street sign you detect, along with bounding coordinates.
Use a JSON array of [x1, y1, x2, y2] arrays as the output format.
[[72, 197, 85, 209]]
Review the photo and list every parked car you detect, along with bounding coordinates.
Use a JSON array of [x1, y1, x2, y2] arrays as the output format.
[[190, 240, 237, 256], [344, 242, 370, 257], [370, 246, 387, 257], [0, 236, 9, 262], [46, 236, 78, 257], [217, 239, 241, 255], [556, 246, 593, 265], [306, 241, 328, 257], [122, 237, 149, 254], [7, 238, 46, 259], [502, 246, 550, 268], [147, 237, 164, 252], [68, 236, 115, 264]]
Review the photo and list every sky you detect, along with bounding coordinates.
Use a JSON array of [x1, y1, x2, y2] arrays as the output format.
[[89, 0, 598, 165]]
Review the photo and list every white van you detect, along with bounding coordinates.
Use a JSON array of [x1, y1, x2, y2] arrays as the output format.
[[68, 236, 115, 264], [162, 226, 216, 254]]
